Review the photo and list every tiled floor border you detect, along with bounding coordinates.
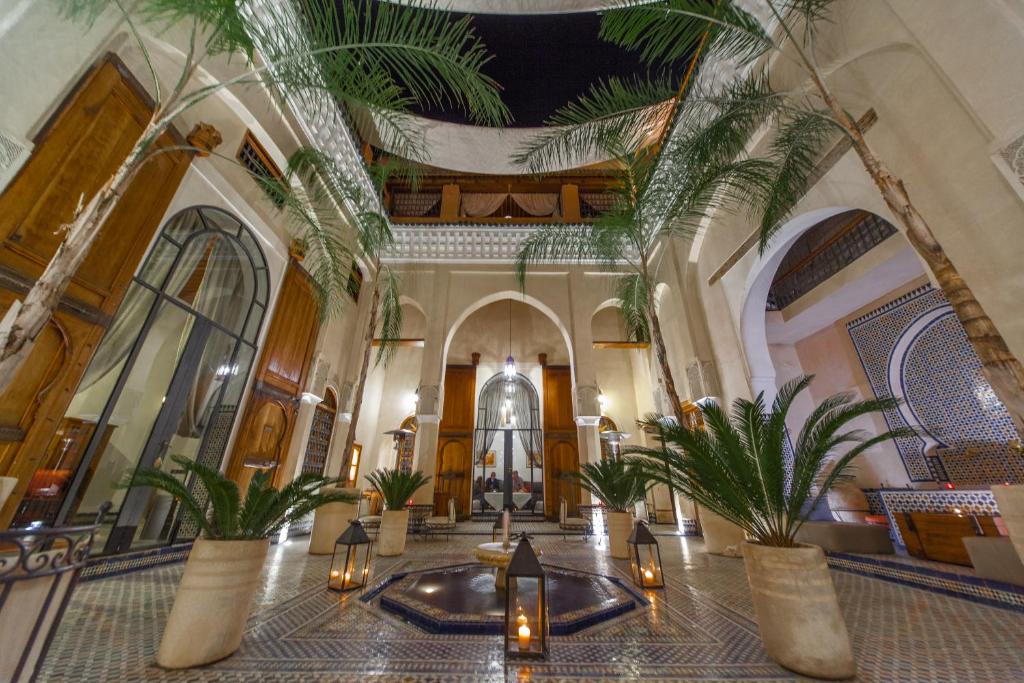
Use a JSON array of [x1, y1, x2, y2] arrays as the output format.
[[826, 551, 1024, 612]]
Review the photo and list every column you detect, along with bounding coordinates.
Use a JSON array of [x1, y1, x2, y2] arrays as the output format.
[[278, 392, 321, 488], [411, 385, 440, 505], [560, 183, 581, 222], [439, 183, 461, 221]]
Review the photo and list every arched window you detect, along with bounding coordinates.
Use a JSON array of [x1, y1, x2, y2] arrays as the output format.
[[301, 388, 338, 477], [16, 207, 269, 553]]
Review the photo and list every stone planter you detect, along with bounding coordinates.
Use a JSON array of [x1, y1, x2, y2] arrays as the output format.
[[377, 509, 410, 556], [156, 538, 269, 669], [308, 487, 360, 555], [992, 484, 1024, 560], [741, 542, 856, 680], [606, 511, 634, 559], [699, 507, 745, 557]]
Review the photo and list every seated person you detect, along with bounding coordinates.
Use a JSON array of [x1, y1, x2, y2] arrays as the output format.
[[485, 471, 501, 492], [473, 475, 494, 510], [511, 470, 524, 492]]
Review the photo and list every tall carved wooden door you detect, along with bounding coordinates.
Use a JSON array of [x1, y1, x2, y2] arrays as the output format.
[[542, 365, 580, 520], [0, 57, 191, 527], [435, 365, 476, 516], [228, 260, 320, 489]]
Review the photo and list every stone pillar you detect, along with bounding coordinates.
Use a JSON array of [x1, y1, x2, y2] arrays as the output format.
[[278, 393, 321, 488], [325, 381, 354, 479]]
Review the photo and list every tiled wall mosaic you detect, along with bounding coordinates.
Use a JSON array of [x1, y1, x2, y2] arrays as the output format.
[[847, 285, 1021, 484]]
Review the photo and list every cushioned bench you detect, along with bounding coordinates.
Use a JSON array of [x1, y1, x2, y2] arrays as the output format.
[[962, 536, 1024, 586], [795, 521, 895, 554]]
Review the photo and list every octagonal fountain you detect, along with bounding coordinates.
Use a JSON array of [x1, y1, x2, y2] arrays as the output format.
[[366, 562, 644, 635]]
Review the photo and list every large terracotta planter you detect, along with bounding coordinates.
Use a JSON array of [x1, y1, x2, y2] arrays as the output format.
[[699, 507, 745, 557], [156, 538, 269, 669], [741, 542, 856, 680], [606, 511, 634, 559], [377, 509, 410, 556], [992, 484, 1024, 560], [308, 487, 360, 555]]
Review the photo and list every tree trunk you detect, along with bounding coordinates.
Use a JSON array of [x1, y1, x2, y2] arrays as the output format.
[[804, 65, 1024, 435], [0, 121, 159, 394], [650, 307, 685, 525], [341, 275, 380, 476], [650, 308, 687, 426]]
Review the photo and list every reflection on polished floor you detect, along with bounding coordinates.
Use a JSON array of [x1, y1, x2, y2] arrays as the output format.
[[43, 527, 1024, 682]]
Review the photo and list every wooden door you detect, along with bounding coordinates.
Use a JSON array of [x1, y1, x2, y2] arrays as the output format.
[[0, 57, 191, 527], [435, 365, 476, 516], [542, 365, 580, 519], [227, 260, 320, 487]]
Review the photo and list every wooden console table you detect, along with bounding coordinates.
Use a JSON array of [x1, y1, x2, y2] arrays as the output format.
[[894, 512, 1001, 566]]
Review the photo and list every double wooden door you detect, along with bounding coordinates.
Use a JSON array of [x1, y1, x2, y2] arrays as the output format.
[[434, 365, 476, 516], [542, 365, 581, 519], [0, 57, 191, 527]]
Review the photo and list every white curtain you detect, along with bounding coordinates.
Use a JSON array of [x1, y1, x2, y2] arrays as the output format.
[[511, 193, 560, 218], [460, 193, 508, 217]]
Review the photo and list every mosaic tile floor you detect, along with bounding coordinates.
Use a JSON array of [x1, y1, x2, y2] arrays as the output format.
[[42, 528, 1024, 682]]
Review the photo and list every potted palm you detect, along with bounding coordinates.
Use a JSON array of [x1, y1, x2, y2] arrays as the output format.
[[128, 456, 355, 669], [628, 376, 910, 680], [572, 459, 648, 559], [366, 468, 431, 556]]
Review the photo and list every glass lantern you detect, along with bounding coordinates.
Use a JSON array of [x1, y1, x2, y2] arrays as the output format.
[[504, 537, 548, 660], [328, 520, 372, 592], [627, 521, 664, 589]]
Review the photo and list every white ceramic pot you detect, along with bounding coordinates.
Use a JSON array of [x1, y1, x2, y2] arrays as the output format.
[[606, 511, 634, 559], [992, 484, 1024, 560], [699, 507, 745, 557], [156, 538, 269, 669], [741, 541, 856, 680], [377, 509, 410, 556], [308, 487, 360, 555]]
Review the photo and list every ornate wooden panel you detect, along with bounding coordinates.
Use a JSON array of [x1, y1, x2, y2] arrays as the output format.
[[435, 365, 476, 516], [542, 365, 580, 519], [228, 260, 320, 486], [300, 391, 336, 477], [0, 56, 191, 527]]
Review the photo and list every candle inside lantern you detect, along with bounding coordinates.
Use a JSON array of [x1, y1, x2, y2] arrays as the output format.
[[517, 623, 531, 651], [643, 567, 655, 583], [330, 570, 340, 579]]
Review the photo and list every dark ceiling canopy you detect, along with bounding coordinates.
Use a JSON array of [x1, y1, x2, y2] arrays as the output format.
[[373, 5, 690, 128]]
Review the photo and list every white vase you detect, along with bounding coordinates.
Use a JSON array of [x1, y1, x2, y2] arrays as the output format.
[[156, 538, 269, 669], [699, 507, 745, 557], [377, 509, 410, 556], [742, 542, 856, 680], [606, 511, 633, 559], [992, 484, 1024, 561], [308, 487, 360, 555]]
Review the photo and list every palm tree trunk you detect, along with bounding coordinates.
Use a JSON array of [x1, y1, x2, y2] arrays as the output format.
[[341, 274, 380, 477], [0, 120, 160, 395], [799, 59, 1024, 434]]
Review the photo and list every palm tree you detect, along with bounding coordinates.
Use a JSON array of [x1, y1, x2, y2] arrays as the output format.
[[571, 458, 649, 513], [129, 455, 355, 540], [592, 0, 1024, 434], [627, 375, 912, 546], [273, 147, 405, 473], [366, 467, 431, 510], [515, 75, 773, 426], [0, 0, 507, 394]]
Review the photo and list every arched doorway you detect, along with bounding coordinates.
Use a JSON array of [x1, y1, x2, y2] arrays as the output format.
[[14, 206, 269, 553], [300, 388, 338, 477], [472, 372, 543, 515]]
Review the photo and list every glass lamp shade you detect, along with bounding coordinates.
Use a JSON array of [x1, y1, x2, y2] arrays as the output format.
[[328, 521, 373, 592], [627, 521, 664, 589], [504, 355, 516, 379], [504, 537, 548, 660]]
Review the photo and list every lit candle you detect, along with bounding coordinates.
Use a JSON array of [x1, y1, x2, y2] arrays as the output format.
[[643, 568, 655, 583], [517, 623, 531, 651], [344, 571, 351, 583], [516, 610, 527, 627]]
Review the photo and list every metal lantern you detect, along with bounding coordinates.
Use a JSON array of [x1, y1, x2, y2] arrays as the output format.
[[328, 520, 373, 592], [627, 521, 664, 589], [504, 537, 548, 660]]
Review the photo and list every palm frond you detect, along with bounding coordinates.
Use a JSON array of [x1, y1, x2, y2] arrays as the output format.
[[374, 266, 403, 367], [756, 109, 840, 252], [366, 468, 431, 510], [123, 459, 214, 538], [615, 273, 652, 343], [599, 0, 773, 67], [572, 459, 649, 512], [513, 75, 676, 174], [630, 376, 909, 546], [514, 223, 624, 289]]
